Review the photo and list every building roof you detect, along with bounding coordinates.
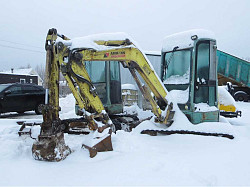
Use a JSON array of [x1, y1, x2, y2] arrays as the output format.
[[122, 84, 137, 90], [0, 68, 37, 76], [144, 51, 161, 56]]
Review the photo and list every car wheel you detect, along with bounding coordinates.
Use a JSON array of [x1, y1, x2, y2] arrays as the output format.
[[35, 103, 44, 115]]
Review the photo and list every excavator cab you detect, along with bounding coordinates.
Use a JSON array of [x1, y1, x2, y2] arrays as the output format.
[[86, 60, 122, 111], [161, 30, 219, 124], [76, 60, 123, 115]]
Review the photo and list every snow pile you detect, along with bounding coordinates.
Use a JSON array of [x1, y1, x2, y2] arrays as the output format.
[[133, 103, 233, 136], [168, 88, 189, 104], [59, 94, 78, 119], [218, 86, 236, 106], [195, 103, 218, 112], [1, 91, 250, 185], [123, 103, 152, 120], [163, 69, 190, 84], [0, 102, 250, 185], [162, 29, 215, 52]]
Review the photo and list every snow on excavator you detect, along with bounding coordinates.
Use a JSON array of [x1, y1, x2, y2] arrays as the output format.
[[20, 28, 234, 162], [30, 28, 176, 161], [160, 30, 243, 119]]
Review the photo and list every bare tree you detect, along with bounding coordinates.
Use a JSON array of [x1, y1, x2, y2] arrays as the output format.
[[35, 63, 46, 81], [19, 63, 31, 69]]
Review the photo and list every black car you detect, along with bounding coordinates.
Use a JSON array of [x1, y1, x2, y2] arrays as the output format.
[[0, 83, 45, 115]]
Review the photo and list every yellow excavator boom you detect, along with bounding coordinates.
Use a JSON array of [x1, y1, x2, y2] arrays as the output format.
[[56, 39, 175, 126]]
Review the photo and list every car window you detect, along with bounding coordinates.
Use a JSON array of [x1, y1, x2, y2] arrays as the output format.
[[0, 85, 9, 92], [8, 86, 22, 94], [33, 86, 42, 91], [22, 85, 41, 93]]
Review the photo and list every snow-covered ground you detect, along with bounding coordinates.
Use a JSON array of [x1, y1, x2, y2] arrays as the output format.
[[0, 94, 250, 186]]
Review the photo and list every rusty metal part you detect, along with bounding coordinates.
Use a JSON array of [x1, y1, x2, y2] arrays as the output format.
[[97, 124, 111, 133], [86, 115, 98, 130], [163, 103, 174, 125], [141, 130, 234, 139], [82, 131, 113, 158], [17, 121, 41, 140], [32, 132, 71, 161], [18, 123, 32, 137]]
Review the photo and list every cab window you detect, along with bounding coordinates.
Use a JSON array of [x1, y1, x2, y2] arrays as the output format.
[[110, 61, 120, 81], [85, 61, 106, 83]]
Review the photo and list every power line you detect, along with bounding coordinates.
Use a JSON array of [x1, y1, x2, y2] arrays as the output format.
[[0, 44, 45, 54], [0, 39, 44, 49]]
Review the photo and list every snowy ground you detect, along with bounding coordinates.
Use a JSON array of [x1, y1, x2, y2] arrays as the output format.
[[0, 94, 250, 186]]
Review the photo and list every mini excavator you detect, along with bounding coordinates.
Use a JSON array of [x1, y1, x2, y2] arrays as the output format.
[[30, 29, 233, 161], [31, 28, 175, 161]]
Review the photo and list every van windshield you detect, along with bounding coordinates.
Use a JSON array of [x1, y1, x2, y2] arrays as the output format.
[[0, 85, 9, 92]]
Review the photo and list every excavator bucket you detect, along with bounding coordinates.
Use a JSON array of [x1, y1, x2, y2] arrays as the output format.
[[82, 133, 113, 158], [32, 132, 71, 161]]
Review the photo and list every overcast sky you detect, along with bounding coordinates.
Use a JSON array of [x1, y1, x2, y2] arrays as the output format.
[[0, 0, 249, 71]]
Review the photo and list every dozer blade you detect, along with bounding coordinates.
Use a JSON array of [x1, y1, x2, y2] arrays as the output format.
[[141, 130, 234, 139], [82, 129, 113, 158]]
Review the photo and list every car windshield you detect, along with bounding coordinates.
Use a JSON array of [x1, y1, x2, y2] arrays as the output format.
[[0, 85, 9, 92]]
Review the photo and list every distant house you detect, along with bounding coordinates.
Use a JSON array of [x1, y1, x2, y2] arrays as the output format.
[[0, 68, 43, 86]]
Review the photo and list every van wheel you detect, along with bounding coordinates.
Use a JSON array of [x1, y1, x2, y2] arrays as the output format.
[[35, 103, 44, 115]]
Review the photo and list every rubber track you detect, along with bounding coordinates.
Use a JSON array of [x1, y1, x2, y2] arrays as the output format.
[[141, 130, 234, 139]]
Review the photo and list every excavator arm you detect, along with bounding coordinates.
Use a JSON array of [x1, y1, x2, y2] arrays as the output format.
[[32, 29, 114, 161], [32, 28, 175, 161], [56, 39, 175, 126]]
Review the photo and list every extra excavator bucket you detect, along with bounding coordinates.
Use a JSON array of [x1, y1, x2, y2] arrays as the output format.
[[82, 130, 113, 158]]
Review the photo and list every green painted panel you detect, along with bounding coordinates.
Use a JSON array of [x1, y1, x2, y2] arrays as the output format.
[[217, 50, 250, 87]]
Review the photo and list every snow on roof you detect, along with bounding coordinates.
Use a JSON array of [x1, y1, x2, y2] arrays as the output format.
[[0, 68, 36, 76], [122, 84, 137, 90], [144, 51, 161, 56], [162, 29, 215, 52]]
